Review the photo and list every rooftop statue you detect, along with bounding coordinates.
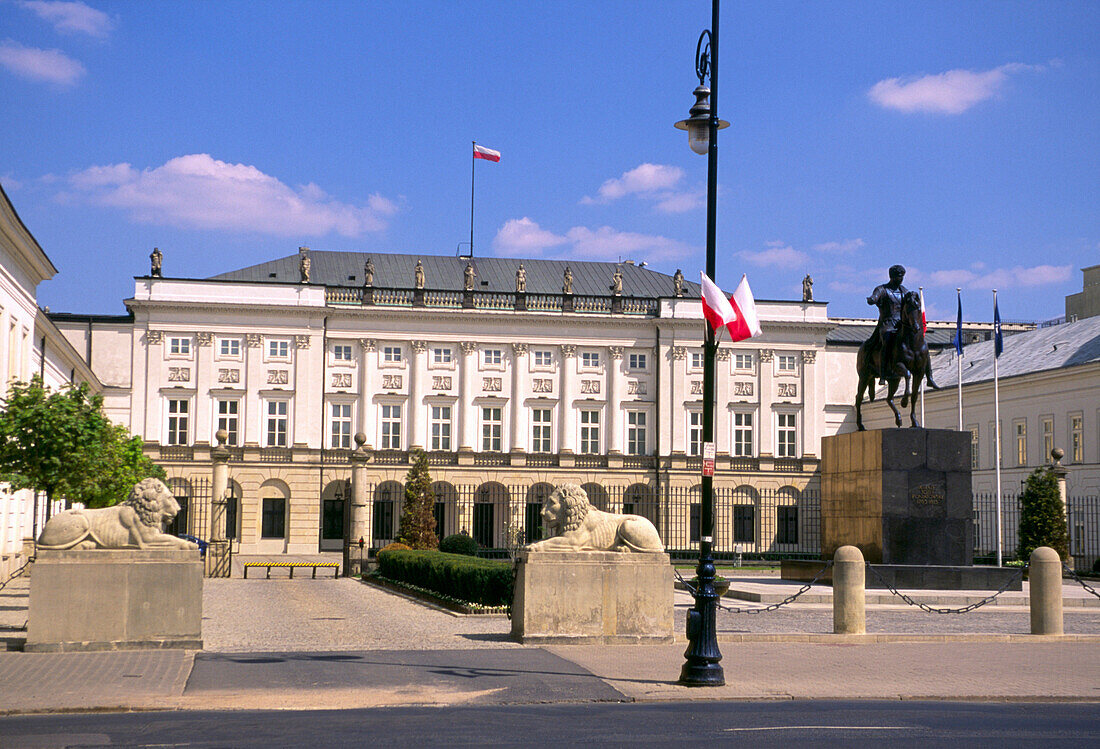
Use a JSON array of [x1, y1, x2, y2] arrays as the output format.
[[673, 269, 684, 297], [149, 247, 162, 278], [562, 266, 573, 294], [611, 267, 623, 295], [364, 258, 374, 287], [299, 252, 311, 283], [414, 259, 425, 289], [516, 264, 526, 293], [37, 478, 199, 551], [802, 274, 813, 302], [526, 484, 664, 553], [464, 262, 475, 291]]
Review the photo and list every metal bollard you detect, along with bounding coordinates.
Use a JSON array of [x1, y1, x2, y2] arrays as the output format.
[[833, 545, 866, 635], [1029, 546, 1063, 635]]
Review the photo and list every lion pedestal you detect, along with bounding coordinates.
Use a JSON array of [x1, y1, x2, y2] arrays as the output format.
[[27, 549, 203, 652], [511, 551, 674, 644]]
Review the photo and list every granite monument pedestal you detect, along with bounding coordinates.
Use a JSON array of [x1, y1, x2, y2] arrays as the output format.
[[782, 429, 1020, 590]]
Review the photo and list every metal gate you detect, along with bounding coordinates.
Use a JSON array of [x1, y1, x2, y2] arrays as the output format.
[[167, 475, 232, 577]]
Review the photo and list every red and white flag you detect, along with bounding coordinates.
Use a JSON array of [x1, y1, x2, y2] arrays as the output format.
[[473, 144, 501, 162], [700, 272, 763, 343], [919, 287, 927, 334]]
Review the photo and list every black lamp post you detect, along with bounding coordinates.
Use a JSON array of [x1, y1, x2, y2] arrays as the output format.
[[675, 0, 728, 688]]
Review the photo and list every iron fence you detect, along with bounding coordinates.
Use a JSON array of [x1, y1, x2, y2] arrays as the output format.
[[164, 474, 233, 577], [973, 492, 1100, 571]]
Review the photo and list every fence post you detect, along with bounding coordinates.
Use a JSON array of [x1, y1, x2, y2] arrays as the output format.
[[833, 545, 865, 635], [1029, 546, 1063, 635], [207, 429, 230, 577], [348, 433, 371, 576]]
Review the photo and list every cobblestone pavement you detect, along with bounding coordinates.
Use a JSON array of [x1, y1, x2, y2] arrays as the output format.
[[202, 577, 518, 652]]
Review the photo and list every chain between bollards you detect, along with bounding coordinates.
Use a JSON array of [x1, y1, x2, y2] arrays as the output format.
[[675, 562, 834, 615], [1062, 562, 1100, 599], [865, 562, 1024, 614]]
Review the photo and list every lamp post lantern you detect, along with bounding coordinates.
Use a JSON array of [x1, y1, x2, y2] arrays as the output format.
[[676, 0, 727, 688]]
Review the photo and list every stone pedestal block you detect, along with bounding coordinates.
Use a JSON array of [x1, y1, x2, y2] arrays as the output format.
[[821, 429, 973, 565], [511, 551, 673, 644], [27, 549, 203, 652]]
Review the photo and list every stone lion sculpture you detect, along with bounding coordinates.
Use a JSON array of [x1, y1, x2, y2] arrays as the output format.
[[527, 483, 664, 553], [37, 478, 199, 551]]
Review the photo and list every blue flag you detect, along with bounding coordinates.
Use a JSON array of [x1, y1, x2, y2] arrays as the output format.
[[993, 297, 1003, 358], [953, 291, 963, 356]]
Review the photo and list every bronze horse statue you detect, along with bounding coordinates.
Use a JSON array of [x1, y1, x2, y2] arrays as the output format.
[[855, 290, 940, 430]]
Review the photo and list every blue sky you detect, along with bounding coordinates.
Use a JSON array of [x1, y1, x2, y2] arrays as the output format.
[[1, 1, 1097, 322]]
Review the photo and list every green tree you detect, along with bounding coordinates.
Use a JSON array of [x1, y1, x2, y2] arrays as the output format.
[[0, 376, 163, 513], [397, 448, 438, 549], [1017, 466, 1069, 562]]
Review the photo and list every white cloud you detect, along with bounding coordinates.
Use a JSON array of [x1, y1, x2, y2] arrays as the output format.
[[919, 264, 1072, 289], [738, 241, 810, 267], [581, 162, 701, 214], [493, 218, 691, 263], [0, 39, 84, 85], [68, 154, 398, 237], [653, 189, 704, 214], [19, 1, 114, 38], [813, 238, 865, 254], [868, 63, 1044, 114]]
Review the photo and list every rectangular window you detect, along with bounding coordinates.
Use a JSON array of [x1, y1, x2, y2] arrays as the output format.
[[432, 347, 453, 365], [628, 353, 647, 370], [778, 354, 797, 372], [777, 413, 797, 458], [734, 353, 753, 371], [777, 506, 798, 545], [330, 403, 352, 449], [431, 405, 452, 451], [580, 409, 600, 454], [483, 349, 503, 366], [533, 350, 553, 368], [1071, 414, 1083, 462], [216, 400, 239, 446], [688, 411, 702, 457], [970, 426, 980, 469], [690, 351, 704, 370], [626, 411, 647, 456], [169, 337, 190, 356], [1015, 421, 1027, 467], [733, 505, 755, 544], [266, 401, 288, 447], [383, 346, 402, 363], [167, 399, 189, 445], [581, 351, 600, 369], [219, 338, 240, 358], [381, 404, 402, 449], [1042, 417, 1054, 462], [268, 339, 289, 359], [261, 498, 285, 539], [481, 406, 503, 452], [531, 408, 552, 453], [332, 344, 353, 362], [733, 412, 754, 457]]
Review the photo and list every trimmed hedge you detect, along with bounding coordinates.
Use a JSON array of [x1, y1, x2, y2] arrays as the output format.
[[376, 549, 512, 606], [439, 533, 479, 556]]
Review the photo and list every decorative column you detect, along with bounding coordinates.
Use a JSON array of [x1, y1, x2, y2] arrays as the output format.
[[1050, 447, 1070, 554], [670, 346, 687, 455], [358, 339, 376, 447], [409, 340, 428, 449], [758, 349, 775, 460], [608, 346, 624, 455], [714, 348, 731, 456], [195, 332, 214, 443], [349, 432, 371, 574], [559, 345, 577, 453], [144, 330, 165, 440], [511, 342, 529, 454], [293, 334, 312, 449], [459, 341, 478, 452], [244, 333, 263, 446], [208, 428, 231, 577], [801, 350, 817, 458]]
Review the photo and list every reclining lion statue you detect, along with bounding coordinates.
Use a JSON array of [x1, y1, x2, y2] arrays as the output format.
[[527, 483, 664, 553], [37, 478, 199, 551]]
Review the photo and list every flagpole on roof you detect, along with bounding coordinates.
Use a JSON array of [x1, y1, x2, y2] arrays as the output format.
[[993, 288, 1003, 567], [955, 288, 963, 432], [470, 141, 476, 258]]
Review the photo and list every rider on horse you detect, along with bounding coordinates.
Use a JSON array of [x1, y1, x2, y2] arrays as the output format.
[[866, 264, 909, 382]]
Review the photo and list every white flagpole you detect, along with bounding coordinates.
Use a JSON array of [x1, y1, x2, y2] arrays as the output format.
[[993, 289, 1003, 567], [957, 288, 963, 431], [919, 286, 925, 427]]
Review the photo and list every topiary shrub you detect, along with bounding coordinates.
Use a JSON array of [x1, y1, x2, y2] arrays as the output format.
[[380, 541, 412, 553], [397, 448, 438, 549], [376, 549, 512, 606], [1017, 466, 1069, 562], [439, 532, 479, 556]]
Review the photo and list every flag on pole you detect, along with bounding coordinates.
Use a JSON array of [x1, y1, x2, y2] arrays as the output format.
[[993, 295, 1003, 358], [473, 144, 501, 162], [919, 287, 927, 334], [952, 290, 963, 356], [700, 272, 762, 343]]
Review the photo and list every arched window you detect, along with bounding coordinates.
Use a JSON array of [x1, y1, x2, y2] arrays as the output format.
[[431, 481, 459, 539], [372, 481, 403, 545]]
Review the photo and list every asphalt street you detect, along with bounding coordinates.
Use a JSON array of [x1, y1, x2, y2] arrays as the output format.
[[2, 701, 1099, 748]]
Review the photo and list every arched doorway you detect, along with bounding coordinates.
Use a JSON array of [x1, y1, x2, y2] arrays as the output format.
[[432, 481, 459, 539], [623, 482, 659, 529], [581, 482, 609, 512], [320, 479, 351, 551], [166, 478, 192, 537], [258, 479, 291, 553], [225, 479, 242, 544], [473, 482, 510, 549], [525, 483, 555, 543], [372, 481, 403, 546]]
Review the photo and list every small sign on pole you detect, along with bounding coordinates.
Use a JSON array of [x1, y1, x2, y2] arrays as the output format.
[[702, 442, 716, 477]]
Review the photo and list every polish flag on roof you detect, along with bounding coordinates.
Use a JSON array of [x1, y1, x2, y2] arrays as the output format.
[[473, 144, 501, 162], [700, 272, 762, 343]]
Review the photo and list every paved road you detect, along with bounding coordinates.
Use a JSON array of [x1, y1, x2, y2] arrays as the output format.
[[3, 701, 1099, 747]]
